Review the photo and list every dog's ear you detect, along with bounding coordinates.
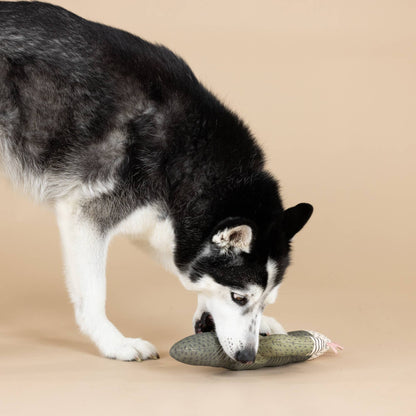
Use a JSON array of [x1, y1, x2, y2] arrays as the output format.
[[212, 220, 253, 253], [282, 203, 313, 240]]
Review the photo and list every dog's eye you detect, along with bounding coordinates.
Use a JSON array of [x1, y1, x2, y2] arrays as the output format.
[[231, 292, 248, 306]]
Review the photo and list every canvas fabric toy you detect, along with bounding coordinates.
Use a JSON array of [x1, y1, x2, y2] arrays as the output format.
[[170, 330, 343, 370]]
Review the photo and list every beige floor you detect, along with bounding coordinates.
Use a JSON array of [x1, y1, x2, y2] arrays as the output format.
[[1, 1, 415, 415]]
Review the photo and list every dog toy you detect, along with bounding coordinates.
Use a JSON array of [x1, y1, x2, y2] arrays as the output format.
[[170, 330, 343, 370]]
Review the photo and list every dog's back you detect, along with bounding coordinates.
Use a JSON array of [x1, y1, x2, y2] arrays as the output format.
[[0, 1, 198, 202]]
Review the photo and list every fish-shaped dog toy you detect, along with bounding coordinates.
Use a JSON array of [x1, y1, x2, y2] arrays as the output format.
[[170, 330, 343, 370]]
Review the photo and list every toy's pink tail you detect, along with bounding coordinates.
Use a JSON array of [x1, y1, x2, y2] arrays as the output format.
[[306, 330, 344, 360]]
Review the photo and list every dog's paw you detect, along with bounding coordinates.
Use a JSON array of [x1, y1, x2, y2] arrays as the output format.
[[100, 337, 159, 361], [259, 316, 287, 336]]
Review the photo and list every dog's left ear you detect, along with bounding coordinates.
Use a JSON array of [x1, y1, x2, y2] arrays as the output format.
[[283, 203, 313, 240], [212, 223, 253, 253]]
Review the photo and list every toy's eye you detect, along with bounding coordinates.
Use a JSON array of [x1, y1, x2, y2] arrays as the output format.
[[231, 292, 248, 306]]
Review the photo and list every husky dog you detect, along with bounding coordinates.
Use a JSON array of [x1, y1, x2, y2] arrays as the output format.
[[0, 1, 313, 363]]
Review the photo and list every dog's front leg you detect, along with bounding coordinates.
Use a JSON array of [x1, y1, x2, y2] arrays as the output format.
[[56, 200, 159, 361], [259, 316, 287, 335]]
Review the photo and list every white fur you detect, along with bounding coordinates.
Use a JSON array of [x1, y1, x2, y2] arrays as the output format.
[[114, 205, 178, 274], [56, 198, 159, 361], [260, 260, 286, 335]]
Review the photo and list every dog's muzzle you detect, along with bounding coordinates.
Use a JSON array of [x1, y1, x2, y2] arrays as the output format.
[[194, 314, 256, 364]]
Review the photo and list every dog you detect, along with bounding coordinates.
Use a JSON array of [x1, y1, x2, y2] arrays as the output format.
[[0, 1, 313, 363]]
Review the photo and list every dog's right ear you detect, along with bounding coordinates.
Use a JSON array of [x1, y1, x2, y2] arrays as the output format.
[[211, 218, 254, 253]]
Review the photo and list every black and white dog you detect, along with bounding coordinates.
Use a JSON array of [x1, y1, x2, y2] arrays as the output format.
[[0, 1, 313, 364]]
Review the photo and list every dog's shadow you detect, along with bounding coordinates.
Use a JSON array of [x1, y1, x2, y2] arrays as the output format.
[[0, 280, 98, 357], [9, 329, 96, 356], [0, 285, 183, 360]]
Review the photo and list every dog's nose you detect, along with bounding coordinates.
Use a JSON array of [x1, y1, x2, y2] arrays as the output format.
[[235, 348, 256, 364]]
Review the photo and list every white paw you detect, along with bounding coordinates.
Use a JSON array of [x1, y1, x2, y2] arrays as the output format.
[[100, 337, 159, 361], [260, 316, 287, 335], [79, 317, 159, 361], [76, 312, 159, 361]]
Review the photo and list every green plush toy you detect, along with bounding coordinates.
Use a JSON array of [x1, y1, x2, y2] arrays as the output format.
[[170, 330, 343, 371]]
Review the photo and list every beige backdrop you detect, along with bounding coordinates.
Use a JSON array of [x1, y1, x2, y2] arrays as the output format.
[[0, 1, 415, 415]]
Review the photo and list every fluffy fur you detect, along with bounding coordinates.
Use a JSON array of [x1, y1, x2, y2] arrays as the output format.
[[0, 1, 313, 362]]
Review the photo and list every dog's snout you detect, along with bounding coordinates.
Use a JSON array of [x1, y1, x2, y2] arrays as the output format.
[[235, 348, 256, 364]]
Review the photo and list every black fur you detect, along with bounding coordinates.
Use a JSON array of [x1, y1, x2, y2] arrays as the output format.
[[0, 2, 312, 290]]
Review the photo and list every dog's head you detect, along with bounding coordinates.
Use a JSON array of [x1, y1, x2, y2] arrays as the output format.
[[186, 203, 313, 363]]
